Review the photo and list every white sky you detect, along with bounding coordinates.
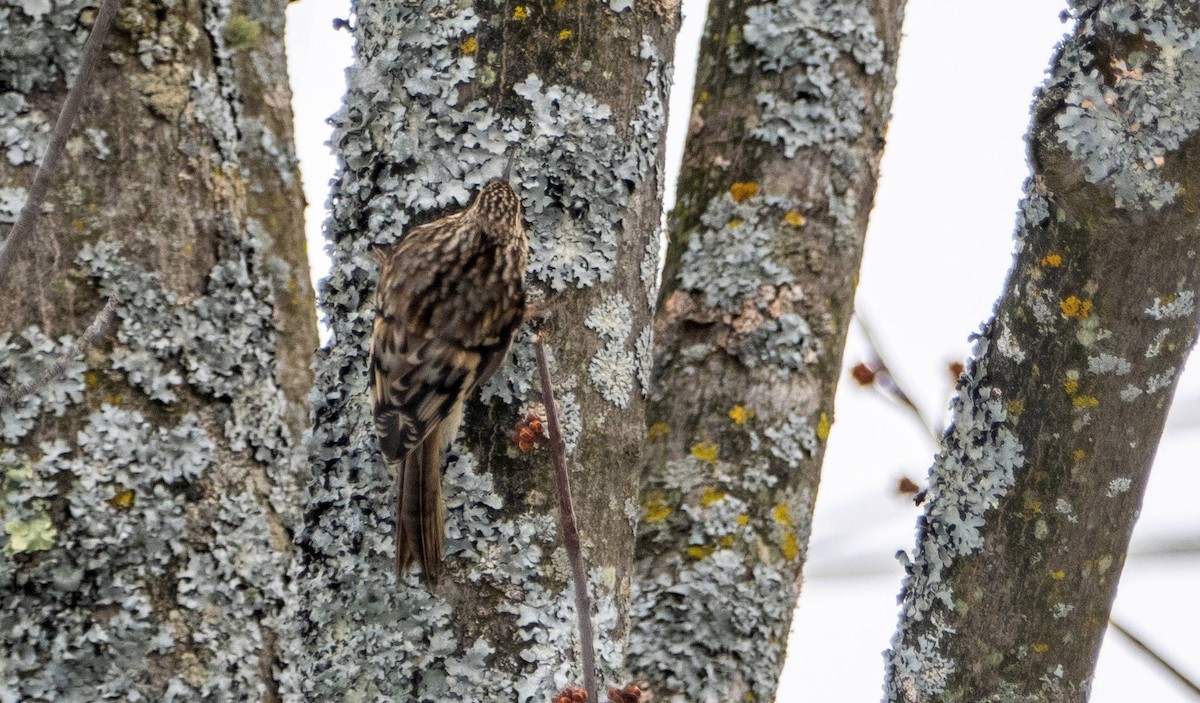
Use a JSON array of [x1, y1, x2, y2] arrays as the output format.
[[284, 1, 1199, 699]]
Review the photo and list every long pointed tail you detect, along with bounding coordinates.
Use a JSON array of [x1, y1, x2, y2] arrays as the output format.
[[395, 434, 445, 585]]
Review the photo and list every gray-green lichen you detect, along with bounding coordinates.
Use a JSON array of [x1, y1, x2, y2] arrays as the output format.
[[1048, 2, 1200, 209], [884, 327, 1026, 701], [678, 194, 796, 312], [1, 219, 300, 701]]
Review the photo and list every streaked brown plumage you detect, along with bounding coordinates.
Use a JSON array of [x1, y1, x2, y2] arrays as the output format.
[[370, 179, 528, 584]]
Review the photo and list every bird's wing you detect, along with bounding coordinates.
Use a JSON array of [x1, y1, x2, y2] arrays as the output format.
[[369, 215, 522, 462]]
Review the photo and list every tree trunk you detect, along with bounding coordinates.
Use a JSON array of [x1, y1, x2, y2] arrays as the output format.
[[628, 0, 906, 699], [884, 3, 1200, 700], [0, 0, 312, 700], [288, 0, 677, 699]]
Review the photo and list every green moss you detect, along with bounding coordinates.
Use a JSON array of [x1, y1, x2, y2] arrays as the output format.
[[224, 14, 263, 51]]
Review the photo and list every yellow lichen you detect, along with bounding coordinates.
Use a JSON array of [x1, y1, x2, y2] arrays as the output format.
[[1063, 378, 1079, 395], [727, 219, 743, 229], [643, 492, 672, 523], [772, 504, 791, 525], [109, 489, 135, 510], [735, 514, 749, 527], [460, 37, 477, 54], [1051, 570, 1066, 580], [1059, 295, 1093, 319], [700, 487, 725, 506], [84, 371, 100, 390], [691, 441, 718, 464], [1033, 643, 1050, 654], [648, 422, 670, 440], [687, 545, 715, 560], [557, 29, 572, 41], [782, 533, 799, 560], [513, 5, 528, 20], [728, 405, 749, 425], [729, 182, 759, 202], [1073, 395, 1099, 409], [816, 412, 831, 441], [1029, 500, 1043, 513], [719, 535, 735, 548], [1040, 253, 1063, 268], [1073, 449, 1086, 461], [784, 210, 806, 227]]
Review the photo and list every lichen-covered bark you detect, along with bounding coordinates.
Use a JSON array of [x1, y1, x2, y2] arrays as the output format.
[[884, 3, 1200, 701], [0, 0, 311, 699], [628, 0, 905, 699], [287, 0, 677, 699]]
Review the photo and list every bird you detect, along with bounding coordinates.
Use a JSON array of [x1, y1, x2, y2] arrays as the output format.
[[369, 179, 528, 585]]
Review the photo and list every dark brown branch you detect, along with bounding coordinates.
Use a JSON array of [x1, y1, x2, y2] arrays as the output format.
[[532, 333, 597, 701], [1, 299, 118, 410], [0, 0, 121, 288]]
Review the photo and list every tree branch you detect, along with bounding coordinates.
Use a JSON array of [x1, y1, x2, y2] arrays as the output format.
[[0, 0, 121, 288], [533, 333, 597, 701]]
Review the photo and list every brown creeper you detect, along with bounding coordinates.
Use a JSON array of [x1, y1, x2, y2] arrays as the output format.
[[370, 179, 528, 584]]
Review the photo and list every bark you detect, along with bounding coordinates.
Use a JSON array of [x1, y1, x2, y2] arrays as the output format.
[[288, 0, 677, 699], [628, 0, 906, 700], [884, 3, 1200, 701], [0, 0, 312, 699]]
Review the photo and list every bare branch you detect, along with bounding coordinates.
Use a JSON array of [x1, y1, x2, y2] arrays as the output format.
[[854, 313, 943, 443], [533, 333, 598, 701], [0, 0, 121, 287], [1, 299, 118, 410], [1109, 619, 1200, 698]]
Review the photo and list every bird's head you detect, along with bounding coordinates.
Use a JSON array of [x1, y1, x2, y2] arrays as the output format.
[[472, 179, 524, 233]]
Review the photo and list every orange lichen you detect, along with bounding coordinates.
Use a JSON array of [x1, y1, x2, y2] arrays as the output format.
[[1060, 295, 1093, 319], [1040, 253, 1063, 268], [784, 210, 806, 227], [729, 181, 759, 202]]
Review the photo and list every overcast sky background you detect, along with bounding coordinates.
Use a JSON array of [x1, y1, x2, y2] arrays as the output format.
[[284, 1, 1199, 699]]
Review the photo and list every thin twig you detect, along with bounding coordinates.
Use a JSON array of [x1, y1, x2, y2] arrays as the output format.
[[1109, 618, 1200, 698], [854, 313, 942, 443], [1, 299, 119, 411], [0, 0, 122, 288], [532, 333, 597, 701]]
